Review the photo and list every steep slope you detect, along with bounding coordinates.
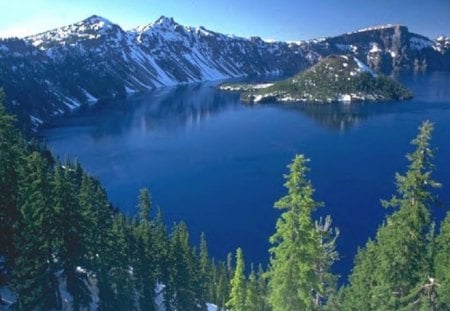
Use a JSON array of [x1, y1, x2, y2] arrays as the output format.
[[307, 24, 450, 72], [225, 55, 412, 103], [0, 17, 448, 131]]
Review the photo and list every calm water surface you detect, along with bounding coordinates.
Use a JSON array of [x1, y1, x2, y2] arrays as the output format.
[[40, 73, 450, 281]]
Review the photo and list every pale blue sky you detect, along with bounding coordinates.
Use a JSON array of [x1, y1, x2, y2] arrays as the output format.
[[0, 0, 448, 40]]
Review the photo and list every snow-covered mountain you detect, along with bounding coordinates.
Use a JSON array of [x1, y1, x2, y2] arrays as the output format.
[[0, 16, 448, 131]]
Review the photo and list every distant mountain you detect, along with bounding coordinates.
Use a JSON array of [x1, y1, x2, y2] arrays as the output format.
[[221, 55, 412, 103], [0, 16, 448, 131]]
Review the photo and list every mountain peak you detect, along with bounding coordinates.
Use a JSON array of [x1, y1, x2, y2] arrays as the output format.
[[81, 15, 113, 26], [353, 24, 407, 34], [153, 16, 178, 27], [134, 16, 180, 34]]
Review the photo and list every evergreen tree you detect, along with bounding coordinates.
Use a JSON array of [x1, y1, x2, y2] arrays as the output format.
[[53, 164, 91, 310], [12, 152, 60, 310], [256, 264, 271, 311], [105, 214, 135, 311], [340, 240, 378, 311], [78, 174, 113, 271], [133, 188, 156, 311], [245, 264, 268, 311], [213, 260, 231, 311], [166, 222, 204, 311], [267, 155, 326, 311], [226, 248, 246, 311], [152, 208, 169, 283], [199, 232, 212, 303], [138, 188, 151, 222], [314, 216, 340, 309], [0, 90, 23, 275], [343, 121, 441, 310], [435, 212, 450, 308]]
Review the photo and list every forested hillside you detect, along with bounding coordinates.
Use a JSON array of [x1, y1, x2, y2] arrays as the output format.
[[1, 87, 450, 310]]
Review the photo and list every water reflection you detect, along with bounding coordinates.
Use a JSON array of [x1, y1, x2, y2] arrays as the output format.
[[43, 72, 450, 137], [283, 102, 368, 131], [44, 83, 242, 138]]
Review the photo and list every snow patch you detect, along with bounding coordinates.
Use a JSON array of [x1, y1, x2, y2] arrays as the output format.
[[30, 115, 43, 126], [353, 57, 377, 77], [369, 43, 382, 53], [410, 37, 433, 50], [81, 89, 98, 103], [351, 24, 400, 34]]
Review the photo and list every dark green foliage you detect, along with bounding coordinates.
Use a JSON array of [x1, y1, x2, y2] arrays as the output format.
[[0, 92, 216, 310], [199, 232, 212, 303], [165, 222, 206, 311], [133, 188, 156, 311], [101, 214, 135, 311], [0, 89, 23, 273], [13, 152, 60, 310], [138, 188, 152, 222], [53, 164, 92, 310]]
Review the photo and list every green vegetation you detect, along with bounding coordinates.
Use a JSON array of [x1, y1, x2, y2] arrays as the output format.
[[221, 55, 413, 103], [267, 155, 337, 310], [0, 88, 232, 310], [1, 87, 450, 310]]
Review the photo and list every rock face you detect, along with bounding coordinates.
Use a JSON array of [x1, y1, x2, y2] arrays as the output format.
[[0, 16, 448, 130], [222, 55, 413, 104]]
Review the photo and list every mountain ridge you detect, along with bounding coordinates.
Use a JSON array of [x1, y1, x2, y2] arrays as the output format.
[[0, 15, 448, 131]]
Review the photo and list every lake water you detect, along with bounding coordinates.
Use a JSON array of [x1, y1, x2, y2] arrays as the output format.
[[40, 73, 450, 281]]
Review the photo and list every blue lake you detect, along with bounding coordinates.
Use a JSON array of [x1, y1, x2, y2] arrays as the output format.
[[40, 72, 450, 281]]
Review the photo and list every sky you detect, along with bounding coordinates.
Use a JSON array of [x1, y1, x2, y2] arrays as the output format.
[[0, 0, 449, 41]]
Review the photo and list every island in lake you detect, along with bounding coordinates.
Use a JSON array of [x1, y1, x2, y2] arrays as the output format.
[[219, 55, 413, 104]]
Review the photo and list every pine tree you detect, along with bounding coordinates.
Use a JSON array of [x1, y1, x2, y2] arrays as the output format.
[[105, 214, 135, 311], [226, 248, 246, 311], [340, 240, 378, 311], [435, 212, 450, 308], [12, 152, 60, 310], [0, 91, 23, 275], [78, 174, 113, 271], [152, 208, 169, 283], [138, 188, 151, 222], [256, 264, 271, 311], [245, 264, 267, 311], [133, 188, 156, 311], [267, 155, 326, 311], [213, 260, 230, 311], [53, 164, 91, 310], [343, 121, 441, 310], [314, 216, 339, 309], [166, 222, 204, 311], [199, 232, 212, 303]]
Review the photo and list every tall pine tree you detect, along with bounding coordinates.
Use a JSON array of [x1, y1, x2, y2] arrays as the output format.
[[226, 248, 246, 311], [342, 121, 441, 310], [53, 164, 91, 310], [133, 188, 156, 311], [267, 155, 328, 311], [12, 152, 60, 310]]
